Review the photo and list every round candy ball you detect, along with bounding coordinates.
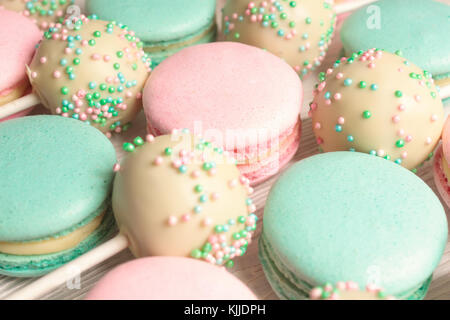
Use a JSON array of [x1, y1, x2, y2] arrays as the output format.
[[112, 131, 257, 268], [0, 0, 76, 31], [28, 14, 152, 134], [310, 49, 444, 171], [222, 0, 336, 78]]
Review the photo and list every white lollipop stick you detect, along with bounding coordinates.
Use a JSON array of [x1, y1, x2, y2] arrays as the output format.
[[439, 85, 450, 101], [5, 234, 128, 300], [0, 93, 40, 120], [334, 0, 378, 15]]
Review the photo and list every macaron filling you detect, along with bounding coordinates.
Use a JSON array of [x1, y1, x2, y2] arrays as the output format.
[[0, 211, 106, 256], [143, 20, 217, 54]]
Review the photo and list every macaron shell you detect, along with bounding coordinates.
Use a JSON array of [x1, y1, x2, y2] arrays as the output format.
[[86, 0, 216, 43], [85, 257, 257, 300], [144, 42, 302, 140], [433, 146, 450, 208], [261, 152, 447, 298], [0, 8, 41, 92], [341, 0, 450, 79], [222, 0, 336, 78], [311, 50, 444, 170], [0, 115, 116, 241]]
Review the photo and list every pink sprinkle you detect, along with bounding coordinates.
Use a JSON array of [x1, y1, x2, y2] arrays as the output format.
[[392, 115, 400, 123], [314, 122, 321, 130], [81, 39, 88, 46], [366, 283, 378, 292], [228, 179, 238, 188], [208, 168, 217, 176], [398, 68, 404, 72], [402, 151, 408, 159], [368, 63, 376, 69], [208, 235, 218, 244], [31, 72, 37, 79], [172, 159, 182, 168], [337, 117, 345, 125], [40, 57, 47, 64], [431, 114, 438, 122], [405, 135, 413, 142], [398, 104, 405, 111], [309, 288, 322, 300], [168, 216, 178, 226], [247, 187, 254, 194], [65, 48, 72, 54], [324, 284, 333, 292], [248, 204, 256, 213], [325, 99, 331, 105], [104, 55, 111, 62], [203, 217, 212, 226], [146, 134, 155, 142], [182, 214, 191, 222], [211, 192, 220, 201], [397, 129, 405, 137], [334, 93, 342, 100], [53, 70, 61, 78], [377, 149, 385, 157], [191, 170, 200, 179], [91, 53, 101, 60], [415, 95, 421, 102], [336, 72, 344, 79], [336, 282, 346, 290], [113, 163, 121, 172], [154, 156, 163, 165], [347, 281, 359, 290]]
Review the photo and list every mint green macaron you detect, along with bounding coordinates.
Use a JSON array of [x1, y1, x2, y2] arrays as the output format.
[[0, 116, 117, 277], [340, 0, 450, 103], [259, 152, 447, 300], [86, 0, 217, 68]]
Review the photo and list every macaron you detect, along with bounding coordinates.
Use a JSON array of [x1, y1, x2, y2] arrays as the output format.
[[310, 49, 444, 171], [0, 9, 41, 122], [27, 14, 152, 135], [221, 0, 336, 78], [0, 0, 75, 30], [0, 115, 117, 277], [259, 152, 448, 300], [143, 42, 302, 185], [86, 0, 217, 68], [113, 131, 257, 268], [85, 257, 257, 300], [433, 117, 450, 208], [340, 0, 450, 103], [309, 282, 396, 300]]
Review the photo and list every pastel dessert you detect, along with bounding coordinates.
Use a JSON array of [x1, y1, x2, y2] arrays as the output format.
[[27, 14, 152, 135], [222, 0, 336, 78], [144, 42, 302, 185], [86, 257, 257, 300], [310, 282, 396, 300], [259, 152, 448, 300], [341, 0, 450, 103], [86, 0, 217, 68], [310, 49, 444, 171], [113, 130, 257, 268], [0, 115, 117, 277], [0, 9, 41, 122], [433, 117, 450, 208], [0, 0, 75, 30]]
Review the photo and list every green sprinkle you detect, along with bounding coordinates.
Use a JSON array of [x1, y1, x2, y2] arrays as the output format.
[[123, 142, 135, 152], [362, 110, 371, 119]]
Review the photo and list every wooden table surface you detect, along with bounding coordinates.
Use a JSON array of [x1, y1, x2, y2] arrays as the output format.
[[1, 0, 449, 300]]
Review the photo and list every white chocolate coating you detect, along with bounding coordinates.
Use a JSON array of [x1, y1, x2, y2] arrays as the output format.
[[112, 132, 257, 268]]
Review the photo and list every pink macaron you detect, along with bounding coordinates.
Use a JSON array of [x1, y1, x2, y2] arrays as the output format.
[[143, 42, 303, 185], [0, 9, 42, 122], [85, 257, 257, 300], [434, 117, 450, 208]]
